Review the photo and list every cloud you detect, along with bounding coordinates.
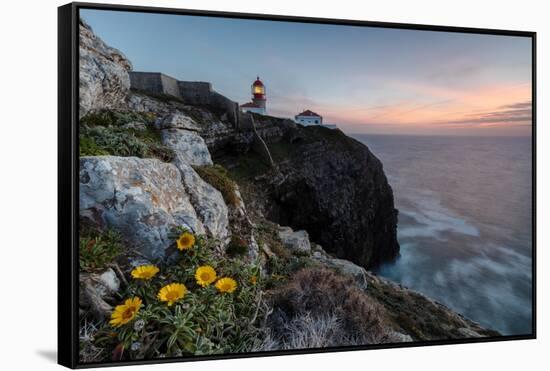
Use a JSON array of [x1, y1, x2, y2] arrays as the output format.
[[500, 101, 532, 110], [438, 101, 532, 127]]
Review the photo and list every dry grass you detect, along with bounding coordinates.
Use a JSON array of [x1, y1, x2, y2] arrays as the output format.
[[79, 316, 106, 363], [259, 268, 394, 350]]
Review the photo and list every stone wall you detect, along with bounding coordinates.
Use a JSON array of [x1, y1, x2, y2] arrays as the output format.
[[178, 81, 212, 104], [129, 72, 241, 127], [160, 74, 181, 97], [129, 72, 179, 97], [209, 91, 241, 128]]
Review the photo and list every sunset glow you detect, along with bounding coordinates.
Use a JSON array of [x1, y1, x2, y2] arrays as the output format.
[[82, 10, 532, 136]]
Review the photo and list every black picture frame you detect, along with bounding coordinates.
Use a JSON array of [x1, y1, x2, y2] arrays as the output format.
[[58, 2, 537, 369]]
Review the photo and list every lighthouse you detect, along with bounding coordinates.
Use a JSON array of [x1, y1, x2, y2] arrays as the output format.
[[240, 76, 267, 115]]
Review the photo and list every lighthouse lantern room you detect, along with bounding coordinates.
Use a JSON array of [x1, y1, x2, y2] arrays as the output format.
[[241, 76, 267, 115]]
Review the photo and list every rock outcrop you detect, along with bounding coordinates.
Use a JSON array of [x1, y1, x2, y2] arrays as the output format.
[[363, 270, 500, 340], [269, 126, 399, 268], [79, 19, 132, 117], [155, 112, 202, 131], [212, 115, 399, 269], [278, 226, 311, 255], [312, 244, 369, 291], [79, 156, 228, 259], [161, 129, 213, 166], [79, 268, 120, 319], [174, 160, 229, 240]]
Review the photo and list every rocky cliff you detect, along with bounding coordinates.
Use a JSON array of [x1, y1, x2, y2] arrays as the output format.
[[79, 19, 132, 117], [210, 117, 400, 268], [76, 19, 498, 363]]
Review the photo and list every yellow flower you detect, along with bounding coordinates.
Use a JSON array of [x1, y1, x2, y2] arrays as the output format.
[[131, 265, 159, 280], [195, 265, 217, 287], [215, 277, 238, 293], [250, 275, 257, 285], [109, 297, 142, 327], [157, 283, 187, 306], [177, 232, 195, 251]]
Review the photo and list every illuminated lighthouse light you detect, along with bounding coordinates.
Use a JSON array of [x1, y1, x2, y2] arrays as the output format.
[[253, 85, 264, 95], [241, 76, 267, 115]]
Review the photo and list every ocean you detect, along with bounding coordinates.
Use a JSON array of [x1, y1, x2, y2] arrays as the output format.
[[352, 134, 533, 336]]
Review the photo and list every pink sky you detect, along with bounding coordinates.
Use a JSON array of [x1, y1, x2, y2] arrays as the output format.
[[84, 10, 533, 136], [268, 80, 532, 136]]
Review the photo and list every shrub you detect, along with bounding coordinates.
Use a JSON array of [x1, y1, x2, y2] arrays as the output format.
[[80, 110, 156, 127], [131, 88, 186, 105], [86, 229, 266, 361], [265, 268, 392, 348], [79, 228, 123, 272], [255, 220, 290, 260], [79, 125, 174, 161], [79, 136, 110, 156], [79, 111, 174, 162], [194, 165, 238, 206], [79, 316, 108, 363], [255, 312, 363, 351], [226, 236, 248, 257]]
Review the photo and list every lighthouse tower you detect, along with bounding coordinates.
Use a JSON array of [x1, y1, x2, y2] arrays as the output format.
[[240, 76, 267, 115]]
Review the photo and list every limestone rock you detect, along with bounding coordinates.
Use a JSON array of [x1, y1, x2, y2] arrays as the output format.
[[324, 257, 369, 291], [97, 268, 120, 293], [227, 185, 259, 260], [156, 112, 201, 131], [389, 332, 414, 342], [79, 156, 205, 259], [79, 19, 132, 117], [278, 226, 311, 254], [161, 129, 213, 166], [457, 327, 483, 338], [127, 92, 172, 115], [79, 268, 120, 319], [172, 159, 229, 242], [120, 121, 147, 130], [312, 246, 369, 290]]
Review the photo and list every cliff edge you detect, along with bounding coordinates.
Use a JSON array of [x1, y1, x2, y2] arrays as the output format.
[[76, 19, 498, 363]]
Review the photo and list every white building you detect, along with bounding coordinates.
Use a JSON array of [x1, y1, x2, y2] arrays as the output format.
[[295, 109, 323, 126]]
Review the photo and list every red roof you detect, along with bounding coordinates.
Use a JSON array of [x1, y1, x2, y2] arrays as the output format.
[[296, 109, 321, 117], [252, 76, 264, 87], [241, 102, 259, 108]]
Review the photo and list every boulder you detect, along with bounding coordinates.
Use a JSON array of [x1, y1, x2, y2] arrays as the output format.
[[79, 19, 132, 117], [127, 92, 172, 115], [172, 159, 229, 241], [278, 226, 311, 254], [161, 129, 213, 166], [389, 331, 414, 342], [457, 327, 483, 338], [97, 268, 120, 293], [79, 268, 120, 319], [311, 244, 369, 290], [322, 257, 369, 291], [79, 156, 205, 259], [156, 112, 201, 131]]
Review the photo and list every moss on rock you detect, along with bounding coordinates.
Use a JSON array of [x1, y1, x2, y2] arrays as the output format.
[[194, 164, 238, 206]]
